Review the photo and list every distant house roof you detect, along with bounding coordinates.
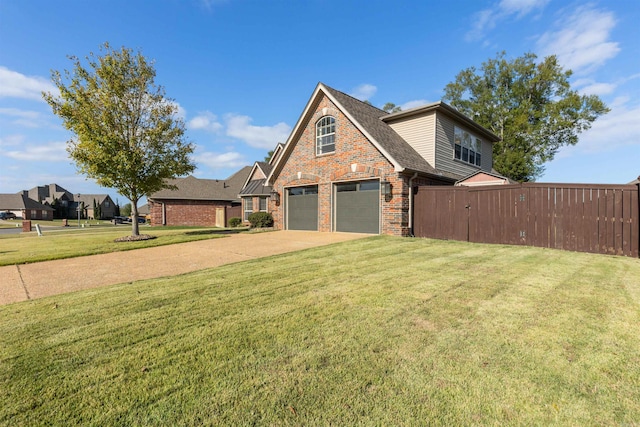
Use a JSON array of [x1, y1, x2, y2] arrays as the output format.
[[628, 176, 640, 185], [75, 194, 113, 205], [148, 166, 252, 202], [455, 170, 517, 186], [28, 183, 73, 204], [0, 193, 54, 211], [137, 204, 150, 215]]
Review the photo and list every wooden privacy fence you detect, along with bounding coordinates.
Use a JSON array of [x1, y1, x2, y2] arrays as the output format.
[[413, 183, 639, 257], [225, 205, 242, 227]]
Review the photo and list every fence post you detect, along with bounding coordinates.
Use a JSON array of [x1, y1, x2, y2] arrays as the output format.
[[636, 176, 640, 258]]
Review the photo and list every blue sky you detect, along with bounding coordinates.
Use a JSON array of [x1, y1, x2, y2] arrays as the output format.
[[1, 0, 639, 204]]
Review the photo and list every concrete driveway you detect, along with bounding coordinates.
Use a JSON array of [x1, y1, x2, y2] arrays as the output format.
[[0, 231, 367, 306]]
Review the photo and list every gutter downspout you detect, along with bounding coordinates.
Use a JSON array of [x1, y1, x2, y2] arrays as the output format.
[[408, 172, 418, 237], [162, 202, 166, 226]]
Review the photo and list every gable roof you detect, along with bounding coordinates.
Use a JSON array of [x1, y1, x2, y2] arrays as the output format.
[[455, 170, 517, 186], [383, 101, 501, 142], [148, 167, 252, 202], [269, 143, 285, 165], [28, 183, 73, 203], [76, 194, 114, 206], [239, 179, 271, 196], [267, 83, 469, 183], [0, 193, 54, 211], [241, 161, 273, 189]]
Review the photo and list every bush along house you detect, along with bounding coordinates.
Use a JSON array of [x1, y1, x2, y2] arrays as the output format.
[[240, 82, 501, 236]]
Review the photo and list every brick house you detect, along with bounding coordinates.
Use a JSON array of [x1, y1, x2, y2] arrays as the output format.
[[148, 167, 251, 227], [248, 83, 500, 236], [27, 184, 116, 219], [239, 155, 286, 223], [0, 192, 54, 220]]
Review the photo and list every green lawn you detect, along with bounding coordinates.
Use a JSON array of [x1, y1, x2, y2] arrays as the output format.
[[1, 236, 639, 425], [0, 226, 244, 266]]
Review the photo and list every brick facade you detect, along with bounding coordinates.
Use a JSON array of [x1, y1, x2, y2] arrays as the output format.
[[149, 199, 235, 227], [270, 94, 450, 236]]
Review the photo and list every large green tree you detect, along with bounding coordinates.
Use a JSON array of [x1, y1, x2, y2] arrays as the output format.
[[443, 52, 609, 182], [43, 43, 195, 236]]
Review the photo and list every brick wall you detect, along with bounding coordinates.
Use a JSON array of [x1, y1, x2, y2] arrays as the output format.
[[148, 199, 232, 227], [271, 94, 411, 236]]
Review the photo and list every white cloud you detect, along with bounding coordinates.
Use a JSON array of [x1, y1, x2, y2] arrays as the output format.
[[225, 114, 291, 149], [0, 66, 57, 100], [193, 150, 247, 169], [0, 134, 26, 147], [499, 0, 549, 17], [1, 141, 69, 162], [188, 111, 223, 133], [558, 100, 640, 156], [577, 81, 616, 96], [466, 0, 549, 41], [0, 107, 47, 128], [349, 84, 377, 101], [536, 5, 619, 75]]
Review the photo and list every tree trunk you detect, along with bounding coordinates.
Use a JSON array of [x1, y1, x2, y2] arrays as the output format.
[[131, 199, 139, 236]]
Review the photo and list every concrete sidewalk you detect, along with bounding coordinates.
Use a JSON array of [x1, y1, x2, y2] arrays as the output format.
[[0, 231, 367, 306]]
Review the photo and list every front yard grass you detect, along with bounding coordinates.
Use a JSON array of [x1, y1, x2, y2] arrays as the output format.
[[0, 226, 239, 266], [1, 236, 639, 425]]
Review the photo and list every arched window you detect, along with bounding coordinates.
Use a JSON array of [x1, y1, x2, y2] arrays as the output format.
[[316, 116, 335, 155]]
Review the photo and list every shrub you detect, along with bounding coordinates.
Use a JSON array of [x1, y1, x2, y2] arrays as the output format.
[[228, 217, 243, 228], [248, 212, 273, 228]]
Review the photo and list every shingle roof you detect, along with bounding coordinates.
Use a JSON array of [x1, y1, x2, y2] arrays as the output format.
[[148, 167, 252, 202], [322, 85, 447, 176], [256, 162, 272, 177], [268, 83, 464, 183], [0, 193, 54, 211], [75, 194, 112, 205]]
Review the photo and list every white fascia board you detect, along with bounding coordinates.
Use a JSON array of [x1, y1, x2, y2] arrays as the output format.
[[266, 84, 324, 185], [241, 162, 261, 190]]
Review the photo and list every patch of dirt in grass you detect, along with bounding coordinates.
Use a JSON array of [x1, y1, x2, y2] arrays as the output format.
[[113, 234, 157, 242]]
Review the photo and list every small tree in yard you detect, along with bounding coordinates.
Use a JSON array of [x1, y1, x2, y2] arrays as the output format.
[[43, 43, 195, 237], [120, 203, 132, 217]]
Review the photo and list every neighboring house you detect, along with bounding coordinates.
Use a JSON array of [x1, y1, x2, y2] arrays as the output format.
[[0, 192, 55, 220], [455, 170, 516, 187], [75, 194, 117, 220], [148, 166, 252, 227], [27, 184, 115, 219], [239, 161, 276, 223], [138, 203, 150, 220], [246, 82, 500, 236]]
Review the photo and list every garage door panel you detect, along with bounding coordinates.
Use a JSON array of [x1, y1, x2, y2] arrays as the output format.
[[287, 186, 318, 231], [335, 181, 379, 234]]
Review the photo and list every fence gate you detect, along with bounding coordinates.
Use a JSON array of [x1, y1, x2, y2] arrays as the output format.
[[413, 183, 639, 258]]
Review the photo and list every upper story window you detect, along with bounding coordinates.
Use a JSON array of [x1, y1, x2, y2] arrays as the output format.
[[454, 126, 482, 167], [316, 116, 335, 155]]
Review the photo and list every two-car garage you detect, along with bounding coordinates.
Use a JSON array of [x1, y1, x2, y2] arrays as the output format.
[[286, 180, 380, 234]]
